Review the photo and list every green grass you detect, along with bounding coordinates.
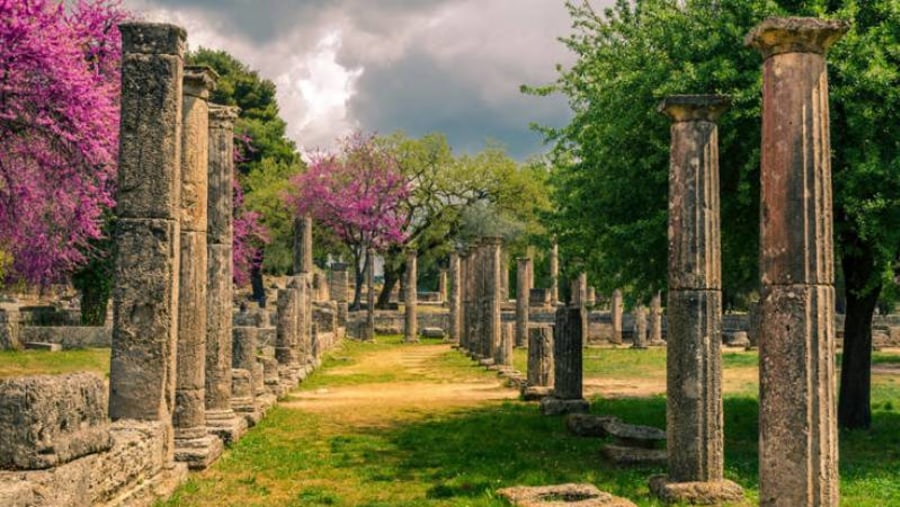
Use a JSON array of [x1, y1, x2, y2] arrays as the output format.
[[0, 347, 110, 378]]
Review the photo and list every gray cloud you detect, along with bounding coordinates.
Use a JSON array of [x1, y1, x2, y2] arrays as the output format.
[[123, 0, 612, 160]]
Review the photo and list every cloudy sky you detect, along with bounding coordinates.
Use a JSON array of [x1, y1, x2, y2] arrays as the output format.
[[122, 0, 613, 160]]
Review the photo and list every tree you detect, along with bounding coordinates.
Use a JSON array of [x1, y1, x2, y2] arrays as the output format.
[[535, 0, 900, 428], [233, 176, 268, 286], [0, 0, 127, 287], [286, 133, 409, 308]]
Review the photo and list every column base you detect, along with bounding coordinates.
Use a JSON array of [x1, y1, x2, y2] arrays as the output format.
[[478, 358, 495, 368], [539, 397, 590, 416], [173, 431, 224, 470], [256, 392, 278, 413], [207, 408, 249, 443], [648, 475, 745, 505], [227, 396, 262, 428], [521, 385, 553, 401]]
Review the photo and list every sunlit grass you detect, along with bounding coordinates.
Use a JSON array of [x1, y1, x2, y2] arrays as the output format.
[[0, 347, 110, 379]]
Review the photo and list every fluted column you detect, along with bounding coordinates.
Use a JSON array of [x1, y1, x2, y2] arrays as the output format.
[[550, 242, 559, 304], [404, 248, 418, 343], [449, 253, 461, 343], [747, 17, 847, 507], [365, 248, 375, 342], [516, 258, 532, 348], [610, 289, 623, 344], [485, 238, 503, 363]]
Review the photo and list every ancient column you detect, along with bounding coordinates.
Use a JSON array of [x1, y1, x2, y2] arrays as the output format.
[[109, 22, 186, 465], [651, 94, 740, 503], [404, 248, 418, 343], [746, 18, 847, 507], [172, 66, 223, 469], [231, 326, 259, 424], [550, 242, 560, 304], [365, 248, 376, 342], [486, 238, 503, 364], [330, 263, 350, 326], [205, 104, 247, 443], [610, 289, 624, 345], [293, 215, 313, 274], [500, 252, 510, 301], [449, 252, 461, 343], [649, 292, 664, 345], [576, 272, 589, 345], [438, 268, 448, 304], [540, 306, 588, 415], [587, 287, 596, 307], [516, 258, 533, 348], [632, 305, 648, 349], [275, 287, 299, 369], [523, 325, 554, 400]]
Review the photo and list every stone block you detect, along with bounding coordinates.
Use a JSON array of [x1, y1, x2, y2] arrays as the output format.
[[603, 419, 666, 449], [601, 444, 667, 466], [648, 475, 746, 506], [119, 22, 186, 55], [497, 483, 637, 507], [539, 397, 589, 416], [521, 385, 553, 401], [566, 414, 619, 438], [0, 373, 111, 470], [421, 327, 445, 338], [23, 342, 62, 351], [109, 218, 179, 423]]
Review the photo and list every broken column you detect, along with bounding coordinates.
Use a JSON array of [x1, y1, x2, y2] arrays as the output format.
[[330, 263, 349, 326], [746, 17, 847, 507], [294, 215, 313, 275], [632, 305, 648, 349], [449, 252, 461, 343], [404, 247, 418, 343], [540, 306, 588, 415], [365, 248, 375, 342], [516, 257, 532, 349], [438, 268, 448, 304], [173, 66, 223, 469], [486, 238, 503, 365], [650, 94, 741, 503], [231, 326, 260, 425], [205, 103, 247, 443], [275, 285, 300, 376], [610, 289, 624, 345], [550, 242, 560, 304], [109, 22, 186, 466], [523, 325, 554, 401]]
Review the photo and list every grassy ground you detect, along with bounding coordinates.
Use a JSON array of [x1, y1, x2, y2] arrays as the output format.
[[0, 347, 110, 378]]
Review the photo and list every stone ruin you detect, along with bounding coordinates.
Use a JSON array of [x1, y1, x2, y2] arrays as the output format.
[[0, 22, 344, 507]]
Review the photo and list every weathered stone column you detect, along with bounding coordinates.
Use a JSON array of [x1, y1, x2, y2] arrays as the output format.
[[632, 305, 648, 349], [365, 248, 375, 342], [550, 242, 560, 304], [649, 292, 664, 345], [404, 248, 418, 343], [576, 272, 589, 345], [486, 238, 503, 365], [438, 268, 448, 304], [109, 22, 185, 466], [231, 326, 259, 425], [610, 289, 624, 344], [205, 104, 247, 443], [650, 94, 741, 504], [275, 287, 299, 368], [293, 215, 313, 274], [523, 324, 554, 400], [516, 258, 532, 348], [586, 287, 596, 307], [500, 252, 510, 301], [540, 307, 588, 415], [330, 263, 350, 326], [746, 18, 847, 507], [172, 66, 223, 469], [449, 252, 461, 343]]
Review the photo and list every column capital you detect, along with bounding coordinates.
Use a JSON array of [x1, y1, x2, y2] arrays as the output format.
[[658, 95, 730, 123], [209, 104, 240, 126], [184, 66, 218, 98], [119, 22, 186, 55], [745, 17, 849, 59]]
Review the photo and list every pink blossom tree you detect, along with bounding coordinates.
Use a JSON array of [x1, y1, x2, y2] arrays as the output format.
[[286, 132, 409, 308], [233, 176, 268, 286], [0, 0, 127, 286]]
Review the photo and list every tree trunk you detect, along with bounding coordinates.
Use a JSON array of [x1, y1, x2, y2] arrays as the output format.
[[250, 248, 266, 307], [376, 247, 402, 309], [351, 252, 363, 311], [838, 234, 880, 430], [79, 283, 109, 326]]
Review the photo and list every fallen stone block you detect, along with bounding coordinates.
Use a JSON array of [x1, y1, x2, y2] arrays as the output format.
[[602, 419, 665, 449], [0, 373, 112, 470], [420, 327, 445, 338], [497, 483, 637, 507], [566, 414, 620, 438], [23, 342, 62, 352], [601, 444, 667, 466], [540, 396, 590, 416]]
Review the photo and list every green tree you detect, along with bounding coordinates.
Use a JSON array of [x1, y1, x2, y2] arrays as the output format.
[[533, 0, 900, 429]]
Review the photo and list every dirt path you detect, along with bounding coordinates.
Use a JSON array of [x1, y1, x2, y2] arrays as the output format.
[[280, 344, 518, 427]]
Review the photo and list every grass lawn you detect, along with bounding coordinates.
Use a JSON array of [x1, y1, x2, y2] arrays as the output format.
[[0, 347, 110, 378]]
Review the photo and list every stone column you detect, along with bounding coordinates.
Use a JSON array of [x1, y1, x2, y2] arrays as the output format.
[[650, 94, 740, 503], [523, 325, 554, 400], [365, 248, 375, 342], [650, 292, 664, 345], [610, 289, 624, 345], [500, 252, 510, 301], [516, 258, 532, 348], [293, 215, 313, 274], [231, 326, 259, 425], [576, 272, 589, 345], [205, 104, 247, 443], [438, 268, 448, 304], [449, 253, 461, 343], [746, 18, 847, 507], [109, 22, 185, 466], [172, 66, 223, 469], [550, 242, 560, 304], [486, 238, 503, 365], [587, 287, 596, 307], [295, 276, 313, 371], [404, 248, 418, 343], [330, 263, 350, 326], [540, 307, 588, 415], [632, 305, 648, 349], [275, 287, 299, 368]]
